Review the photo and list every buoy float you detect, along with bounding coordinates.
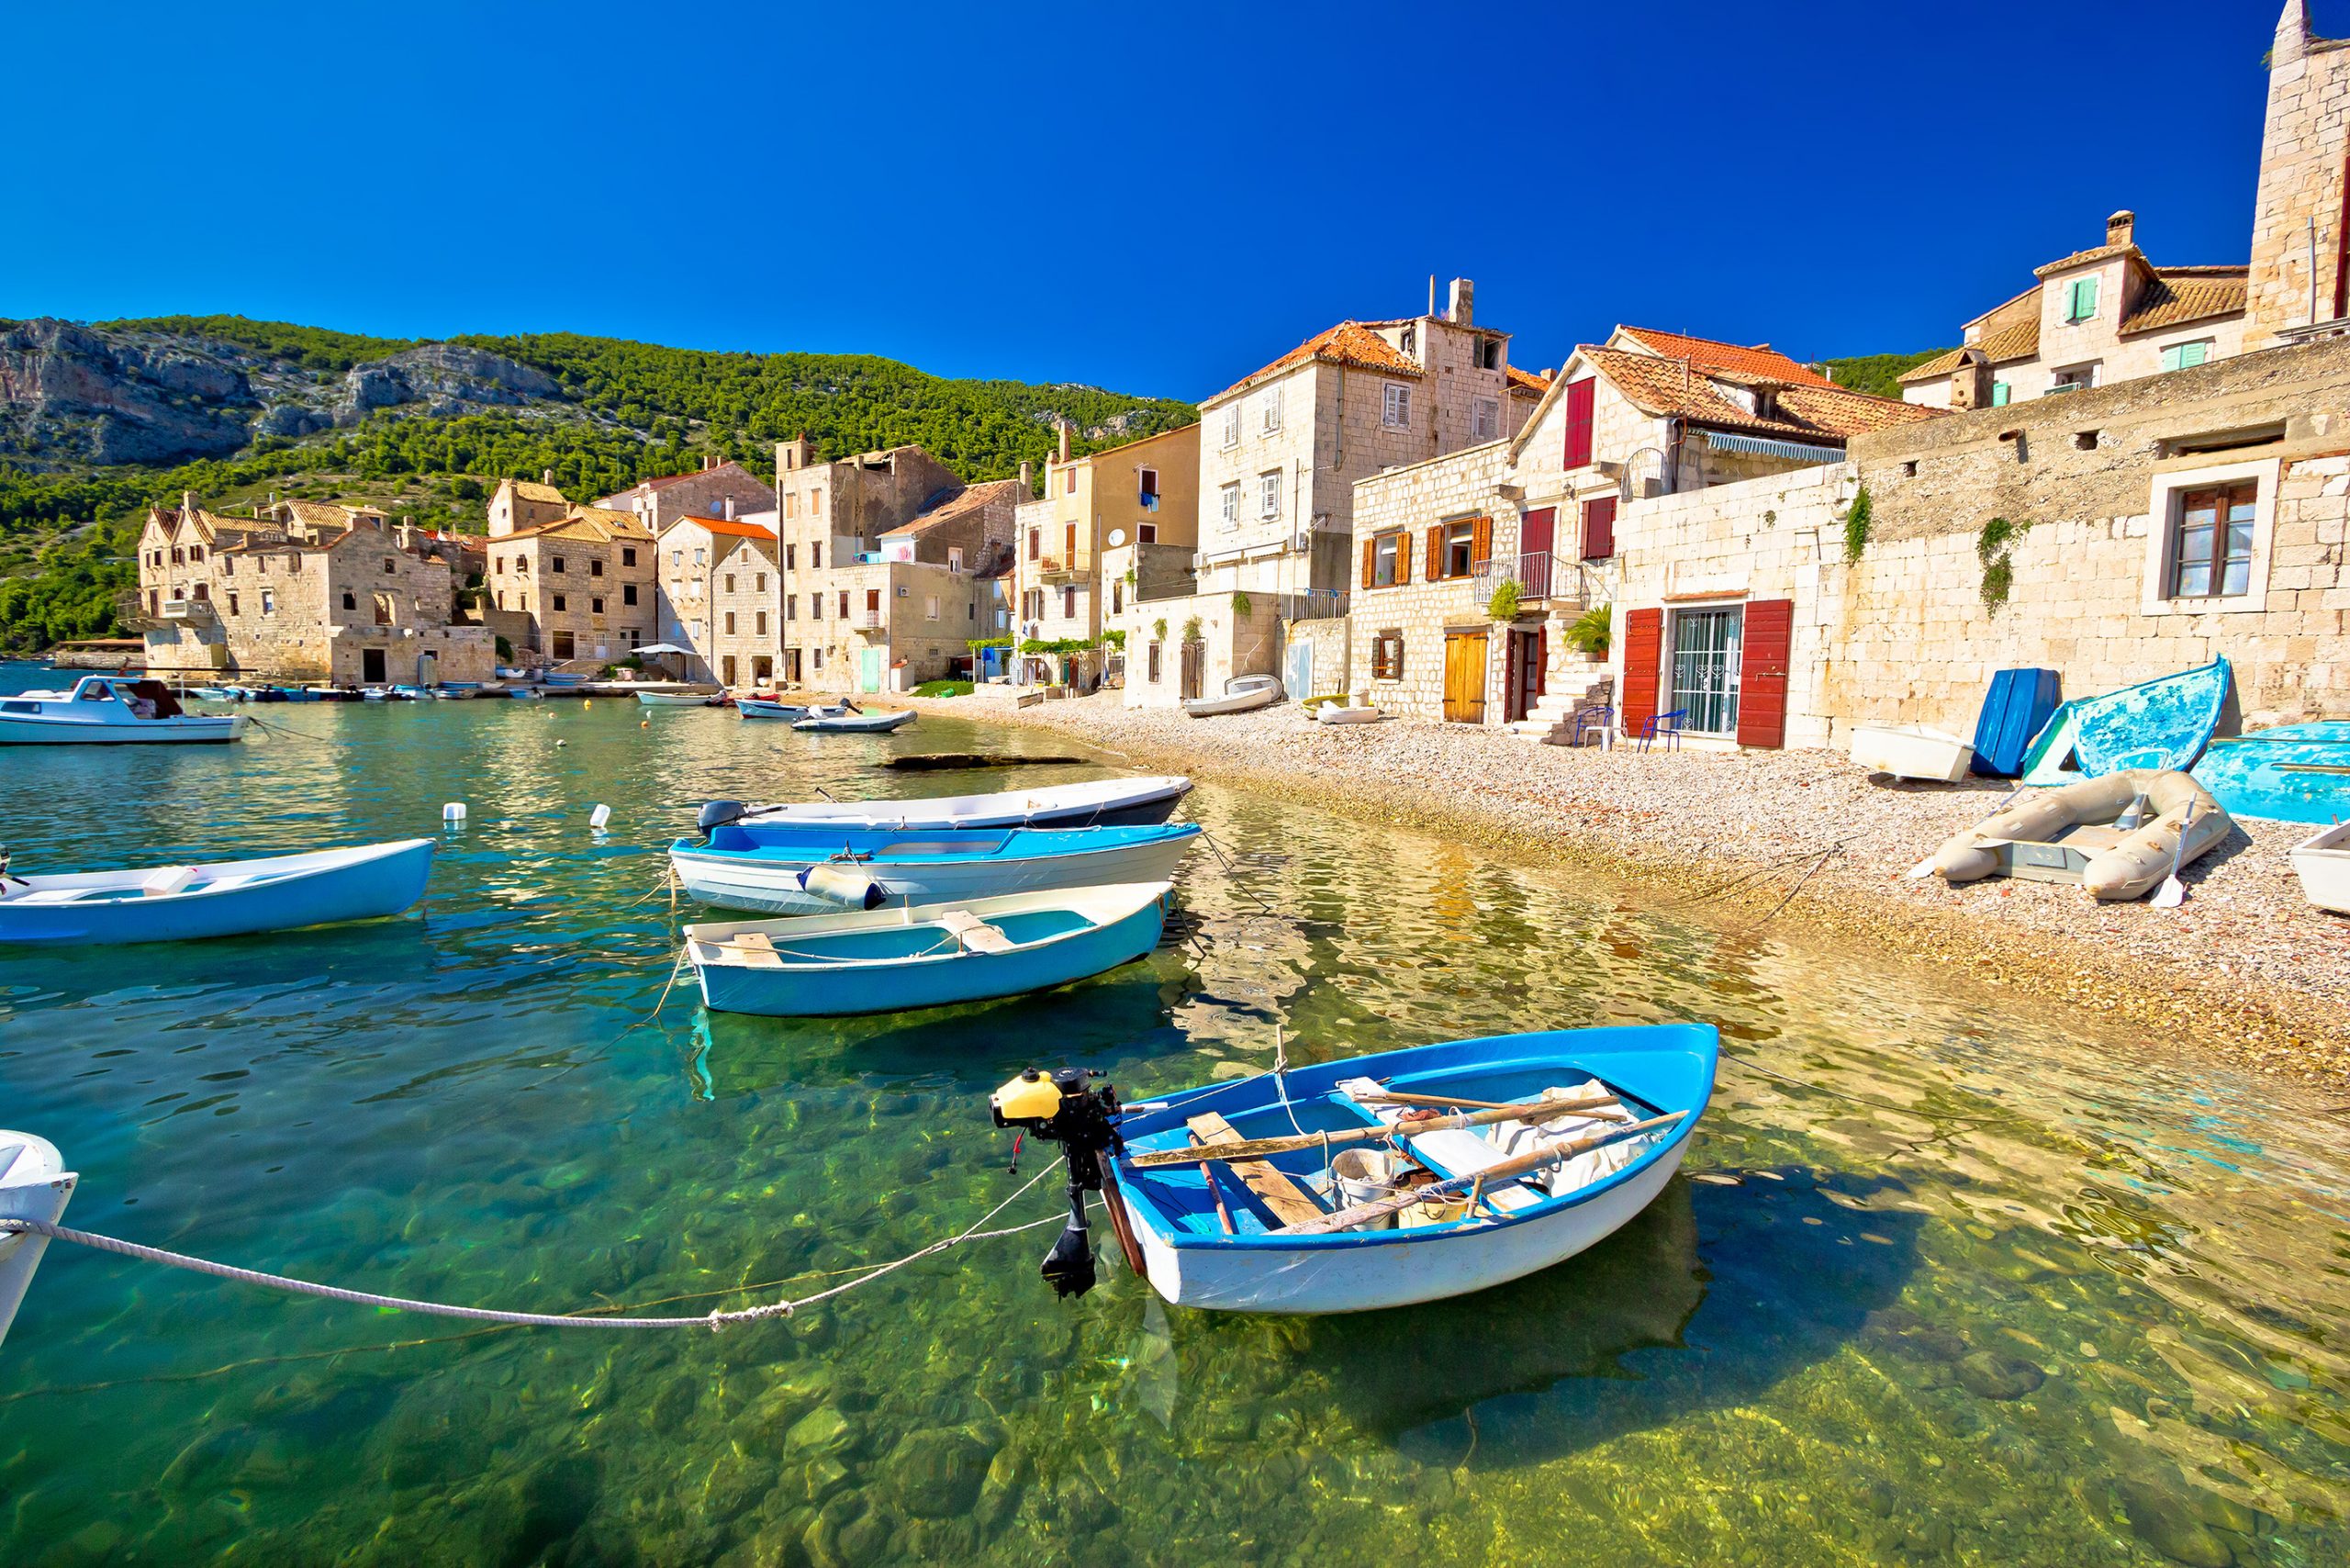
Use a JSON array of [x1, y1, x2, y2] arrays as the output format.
[[589, 804, 611, 830], [442, 801, 467, 824], [556, 739, 567, 748]]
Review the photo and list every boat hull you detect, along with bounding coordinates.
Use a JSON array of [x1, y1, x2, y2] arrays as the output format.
[[1314, 705, 1384, 725], [670, 827, 1200, 916], [2021, 657, 2230, 784], [1852, 722, 1974, 783], [1184, 687, 1278, 718], [691, 887, 1167, 1016], [2191, 724, 2350, 823], [795, 710, 915, 733], [2292, 821, 2350, 914], [740, 776, 1192, 832], [0, 711, 246, 745], [0, 840, 435, 946]]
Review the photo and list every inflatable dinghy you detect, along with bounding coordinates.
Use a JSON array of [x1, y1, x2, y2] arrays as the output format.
[[1926, 769, 2230, 901]]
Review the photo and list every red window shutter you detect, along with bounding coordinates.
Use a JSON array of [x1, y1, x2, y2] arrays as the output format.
[[1396, 532, 1413, 585], [1472, 515, 1493, 566], [1736, 599, 1794, 749], [1424, 525, 1445, 580], [1583, 496, 1617, 561], [1563, 379, 1595, 470], [1361, 538, 1376, 589], [1621, 609, 1662, 735]]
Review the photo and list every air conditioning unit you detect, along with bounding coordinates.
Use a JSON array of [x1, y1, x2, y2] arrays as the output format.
[[1292, 532, 1313, 552], [1191, 553, 1210, 571]]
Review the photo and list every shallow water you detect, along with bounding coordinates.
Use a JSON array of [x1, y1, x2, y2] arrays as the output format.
[[4, 664, 2349, 1567]]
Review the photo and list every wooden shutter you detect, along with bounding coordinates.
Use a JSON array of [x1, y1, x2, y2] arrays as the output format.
[[1361, 538, 1377, 589], [1471, 515, 1493, 566], [1583, 496, 1617, 561], [1396, 532, 1413, 585], [1563, 379, 1595, 469], [1736, 599, 1794, 749], [1425, 525, 1445, 581], [1621, 608, 1662, 735]]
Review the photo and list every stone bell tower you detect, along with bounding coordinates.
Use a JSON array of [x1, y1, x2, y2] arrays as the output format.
[[2246, 2, 2350, 345]]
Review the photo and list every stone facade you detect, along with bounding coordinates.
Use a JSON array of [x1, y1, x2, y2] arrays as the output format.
[[596, 458, 774, 535], [706, 532, 782, 690], [483, 506, 657, 664], [2247, 4, 2350, 347], [486, 475, 570, 538], [1013, 422, 1202, 676], [773, 439, 964, 685], [656, 512, 778, 683]]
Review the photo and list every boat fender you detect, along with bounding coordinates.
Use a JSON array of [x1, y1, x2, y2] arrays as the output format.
[[800, 860, 887, 911], [442, 801, 467, 824], [140, 866, 198, 897]]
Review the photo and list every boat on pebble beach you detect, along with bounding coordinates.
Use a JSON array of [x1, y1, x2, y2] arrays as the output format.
[[2020, 658, 2230, 785], [2191, 722, 2350, 824], [1184, 674, 1282, 719], [1922, 768, 2229, 901]]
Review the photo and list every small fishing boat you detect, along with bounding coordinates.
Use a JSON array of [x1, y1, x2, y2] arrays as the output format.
[[2020, 658, 2231, 785], [670, 821, 1203, 916], [1971, 668, 2062, 778], [702, 775, 1192, 834], [1921, 768, 2230, 901], [635, 690, 710, 707], [988, 1023, 1716, 1313], [0, 839, 435, 945], [738, 697, 840, 721], [1314, 701, 1386, 726], [0, 678, 247, 745], [0, 1130, 75, 1350], [795, 707, 915, 734], [2191, 722, 2350, 824], [1851, 722, 1975, 783], [2291, 821, 2350, 915], [508, 686, 545, 700], [1184, 674, 1282, 719], [684, 881, 1170, 1017], [185, 686, 241, 703]]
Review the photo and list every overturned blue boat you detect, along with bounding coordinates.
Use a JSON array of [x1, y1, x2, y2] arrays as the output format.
[[2192, 721, 2350, 823], [2020, 657, 2231, 785]]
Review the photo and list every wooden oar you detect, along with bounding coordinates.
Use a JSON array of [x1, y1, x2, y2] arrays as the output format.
[[1354, 1090, 1589, 1112], [1124, 1091, 1621, 1170], [2277, 763, 2350, 775], [1276, 1113, 1687, 1236]]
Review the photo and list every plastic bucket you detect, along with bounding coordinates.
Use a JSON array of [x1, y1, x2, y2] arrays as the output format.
[[1331, 1148, 1400, 1230]]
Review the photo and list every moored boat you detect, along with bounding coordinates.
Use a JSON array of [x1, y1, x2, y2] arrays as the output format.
[[2290, 821, 2350, 914], [0, 839, 436, 945], [1924, 767, 2230, 901], [2191, 721, 2350, 823], [794, 707, 915, 734], [1314, 701, 1386, 726], [988, 1023, 1716, 1313], [2020, 658, 2230, 785], [669, 821, 1203, 915], [0, 1131, 76, 1350], [1184, 674, 1282, 719], [0, 678, 247, 745], [739, 697, 841, 721], [684, 881, 1171, 1016], [1851, 722, 1975, 783], [701, 775, 1192, 833], [635, 690, 711, 707]]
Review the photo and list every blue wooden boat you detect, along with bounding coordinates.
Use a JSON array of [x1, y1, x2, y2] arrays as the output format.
[[1971, 667, 2060, 778], [1009, 1023, 1717, 1314], [2192, 722, 2350, 823], [669, 821, 1202, 915], [2020, 657, 2230, 785], [0, 839, 435, 946], [795, 707, 915, 734], [684, 881, 1170, 1016]]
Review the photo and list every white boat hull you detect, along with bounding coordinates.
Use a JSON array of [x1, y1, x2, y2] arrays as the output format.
[[0, 712, 247, 744], [670, 833, 1198, 916], [1128, 1136, 1689, 1313], [1851, 722, 1974, 783], [0, 1132, 77, 1350], [1315, 704, 1383, 725], [739, 776, 1192, 832], [2292, 821, 2350, 914], [1185, 686, 1279, 718]]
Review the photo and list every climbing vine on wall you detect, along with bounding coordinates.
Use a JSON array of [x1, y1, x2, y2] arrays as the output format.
[[1842, 484, 1873, 560], [1977, 515, 2032, 612]]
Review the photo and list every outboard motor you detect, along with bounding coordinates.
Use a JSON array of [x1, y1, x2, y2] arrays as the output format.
[[697, 801, 749, 838], [990, 1068, 1123, 1299]]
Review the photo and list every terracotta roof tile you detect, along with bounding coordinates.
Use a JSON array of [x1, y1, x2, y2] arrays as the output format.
[[1613, 327, 1839, 387], [1208, 320, 1422, 404], [2120, 268, 2248, 334], [879, 478, 1026, 539], [695, 516, 778, 542], [1896, 347, 1970, 385], [1505, 364, 1550, 398], [1583, 347, 1939, 444], [1975, 315, 2041, 364], [2033, 241, 2139, 278]]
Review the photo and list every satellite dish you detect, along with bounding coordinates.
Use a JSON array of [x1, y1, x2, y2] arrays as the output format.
[[1106, 528, 1127, 547]]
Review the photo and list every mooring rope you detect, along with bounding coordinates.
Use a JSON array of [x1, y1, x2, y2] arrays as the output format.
[[0, 1158, 1069, 1331]]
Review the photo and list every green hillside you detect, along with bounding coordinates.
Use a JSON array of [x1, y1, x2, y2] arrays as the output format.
[[1822, 348, 1951, 399]]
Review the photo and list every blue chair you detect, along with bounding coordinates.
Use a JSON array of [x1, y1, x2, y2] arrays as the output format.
[[1638, 709, 1688, 752], [1571, 704, 1615, 747]]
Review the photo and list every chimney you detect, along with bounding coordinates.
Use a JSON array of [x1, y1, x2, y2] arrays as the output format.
[[542, 468, 554, 486], [183, 490, 196, 514], [1448, 277, 1474, 326], [724, 498, 736, 521], [1427, 274, 1438, 318], [1019, 460, 1033, 493], [2277, 0, 2312, 69], [2107, 209, 2135, 249], [1057, 422, 1071, 464]]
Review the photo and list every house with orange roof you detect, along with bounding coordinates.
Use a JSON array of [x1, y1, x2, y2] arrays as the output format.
[[1348, 325, 1936, 734], [482, 503, 657, 666], [655, 503, 780, 686], [1897, 211, 2250, 409], [594, 457, 774, 534]]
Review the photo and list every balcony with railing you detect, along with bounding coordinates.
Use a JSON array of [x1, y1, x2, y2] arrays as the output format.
[[1036, 553, 1091, 584], [1469, 551, 1590, 610], [856, 609, 886, 633], [1272, 588, 1350, 622]]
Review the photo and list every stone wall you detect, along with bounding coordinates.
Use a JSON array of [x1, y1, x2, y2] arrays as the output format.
[[709, 535, 780, 689], [1348, 442, 1514, 719], [2247, 11, 2350, 347]]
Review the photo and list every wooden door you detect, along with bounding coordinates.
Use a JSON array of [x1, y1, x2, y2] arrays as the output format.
[[1180, 641, 1204, 700], [1443, 631, 1488, 724], [362, 647, 386, 684], [1505, 626, 1545, 722], [1736, 599, 1794, 748], [1621, 609, 1662, 734]]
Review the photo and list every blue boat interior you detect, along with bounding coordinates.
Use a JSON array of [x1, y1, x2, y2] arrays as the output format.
[[688, 822, 1195, 862], [760, 906, 1094, 963], [5, 869, 300, 905], [1115, 1041, 1693, 1243]]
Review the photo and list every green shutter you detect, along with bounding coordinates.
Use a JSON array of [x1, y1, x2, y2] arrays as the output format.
[[2181, 341, 2209, 368], [2161, 344, 2181, 372], [1991, 381, 2011, 407], [2069, 278, 2098, 321]]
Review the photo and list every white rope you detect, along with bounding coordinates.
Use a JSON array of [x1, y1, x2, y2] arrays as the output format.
[[0, 1158, 1068, 1332]]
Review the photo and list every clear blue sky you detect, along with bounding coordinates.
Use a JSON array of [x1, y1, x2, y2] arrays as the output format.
[[0, 0, 2295, 400]]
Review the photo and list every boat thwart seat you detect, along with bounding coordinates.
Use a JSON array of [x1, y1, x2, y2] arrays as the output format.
[[1185, 1111, 1326, 1228], [934, 909, 1016, 954]]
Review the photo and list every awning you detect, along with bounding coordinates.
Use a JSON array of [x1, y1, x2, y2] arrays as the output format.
[[634, 643, 694, 655], [1701, 430, 1844, 465]]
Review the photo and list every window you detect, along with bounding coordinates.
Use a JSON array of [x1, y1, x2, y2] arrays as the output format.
[[191, 582, 208, 602], [1370, 629, 1404, 681], [723, 656, 738, 686], [786, 543, 797, 569], [1562, 378, 1595, 468], [1583, 496, 1617, 561], [813, 647, 823, 669], [2065, 276, 2099, 323], [1027, 528, 1041, 561], [1262, 386, 1283, 434], [1112, 579, 1123, 614], [553, 594, 567, 611], [1062, 585, 1078, 617], [811, 593, 824, 619], [2168, 481, 2257, 598], [1139, 523, 1158, 543], [725, 573, 736, 593], [755, 611, 767, 634], [896, 584, 909, 598], [2161, 340, 2214, 373], [1382, 383, 1412, 429], [1259, 469, 1281, 519], [261, 589, 275, 615], [1991, 381, 2013, 408], [591, 559, 606, 577], [227, 592, 239, 615], [1063, 467, 1077, 496], [591, 597, 605, 614], [1671, 606, 1744, 734], [785, 493, 799, 519], [838, 591, 849, 617], [2050, 364, 2098, 394], [924, 595, 939, 621], [1438, 519, 1477, 578], [1220, 483, 1241, 531], [221, 556, 233, 577], [1222, 405, 1241, 449], [786, 597, 797, 621], [755, 573, 767, 591], [372, 592, 393, 627], [1472, 398, 1499, 442], [382, 556, 397, 573], [1147, 641, 1162, 682], [621, 547, 637, 566], [694, 548, 706, 566], [1368, 531, 1406, 588], [623, 584, 638, 606], [494, 555, 504, 574], [515, 556, 529, 574], [725, 611, 737, 634], [811, 543, 822, 569], [1139, 466, 1159, 502], [341, 591, 357, 610], [811, 489, 822, 515], [1478, 337, 1501, 370], [190, 545, 204, 562], [948, 547, 964, 571], [553, 555, 567, 574]]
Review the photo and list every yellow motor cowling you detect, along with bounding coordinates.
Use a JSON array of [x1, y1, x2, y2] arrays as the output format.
[[990, 1069, 1068, 1127]]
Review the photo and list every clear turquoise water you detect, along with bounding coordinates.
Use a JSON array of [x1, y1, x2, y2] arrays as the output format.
[[4, 662, 2349, 1566]]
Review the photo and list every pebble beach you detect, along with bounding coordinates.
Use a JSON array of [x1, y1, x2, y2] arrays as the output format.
[[912, 689, 2350, 1086]]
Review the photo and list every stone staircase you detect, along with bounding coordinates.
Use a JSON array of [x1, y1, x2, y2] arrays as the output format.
[[1505, 662, 1615, 745]]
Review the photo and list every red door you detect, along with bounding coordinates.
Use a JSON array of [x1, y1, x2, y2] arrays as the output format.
[[1518, 507, 1555, 596], [1622, 608, 1662, 735], [1736, 599, 1794, 749]]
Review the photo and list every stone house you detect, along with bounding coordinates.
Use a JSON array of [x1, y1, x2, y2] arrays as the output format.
[[1596, 1, 2350, 755], [1348, 328, 1935, 729], [655, 506, 778, 683], [772, 437, 965, 686], [1012, 422, 1202, 684], [594, 457, 774, 534], [705, 526, 783, 690], [483, 504, 657, 664], [486, 475, 571, 537], [138, 497, 495, 684], [793, 477, 1020, 691]]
